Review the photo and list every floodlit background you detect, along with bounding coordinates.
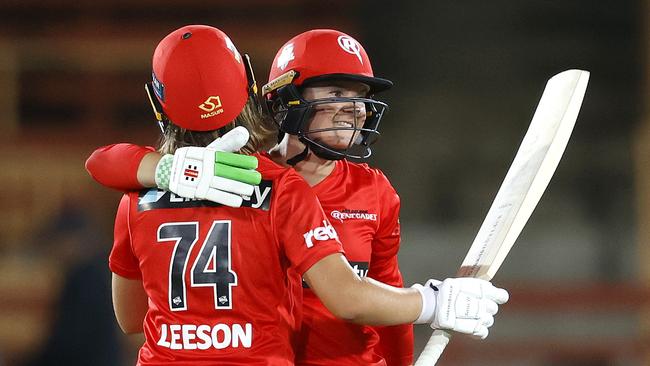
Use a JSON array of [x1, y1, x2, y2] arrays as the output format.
[[0, 1, 648, 365]]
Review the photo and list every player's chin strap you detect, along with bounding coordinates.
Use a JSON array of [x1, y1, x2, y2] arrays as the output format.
[[303, 137, 348, 161], [285, 136, 349, 166], [286, 141, 310, 166], [274, 131, 313, 166]]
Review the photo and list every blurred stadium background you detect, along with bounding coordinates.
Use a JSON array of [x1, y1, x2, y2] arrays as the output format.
[[0, 1, 649, 365]]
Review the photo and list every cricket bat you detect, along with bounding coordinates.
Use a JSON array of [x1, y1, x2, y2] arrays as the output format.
[[414, 69, 590, 365]]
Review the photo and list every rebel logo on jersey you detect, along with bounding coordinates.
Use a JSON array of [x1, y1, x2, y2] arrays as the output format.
[[330, 209, 377, 222], [303, 220, 339, 248]]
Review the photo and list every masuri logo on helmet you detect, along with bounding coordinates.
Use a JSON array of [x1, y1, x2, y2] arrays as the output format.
[[198, 96, 224, 119], [147, 25, 252, 132]]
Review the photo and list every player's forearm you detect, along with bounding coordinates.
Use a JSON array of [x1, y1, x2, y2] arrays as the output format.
[[137, 152, 162, 187], [336, 277, 421, 326], [304, 254, 422, 326]]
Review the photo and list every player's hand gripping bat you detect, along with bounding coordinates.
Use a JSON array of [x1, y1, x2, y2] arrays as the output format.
[[414, 69, 590, 366]]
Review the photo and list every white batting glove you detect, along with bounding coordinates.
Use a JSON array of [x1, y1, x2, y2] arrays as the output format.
[[412, 278, 509, 339], [154, 126, 262, 207]]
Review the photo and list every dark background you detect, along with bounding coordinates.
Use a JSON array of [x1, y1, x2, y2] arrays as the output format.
[[0, 1, 648, 365]]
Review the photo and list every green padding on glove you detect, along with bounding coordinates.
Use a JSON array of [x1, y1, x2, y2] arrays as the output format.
[[215, 151, 258, 170], [215, 163, 262, 185]]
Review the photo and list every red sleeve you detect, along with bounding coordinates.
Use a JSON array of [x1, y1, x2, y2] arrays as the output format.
[[368, 171, 414, 365], [271, 171, 344, 276], [109, 194, 142, 279], [85, 143, 155, 191]]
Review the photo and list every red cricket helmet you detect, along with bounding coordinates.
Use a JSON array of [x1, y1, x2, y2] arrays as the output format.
[[149, 25, 250, 131], [261, 29, 392, 163], [265, 29, 392, 95]]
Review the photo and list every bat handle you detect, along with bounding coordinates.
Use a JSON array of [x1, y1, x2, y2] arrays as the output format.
[[414, 329, 452, 366]]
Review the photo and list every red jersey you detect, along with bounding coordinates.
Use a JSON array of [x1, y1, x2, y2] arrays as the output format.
[[86, 145, 413, 365], [296, 159, 413, 366], [110, 154, 343, 365]]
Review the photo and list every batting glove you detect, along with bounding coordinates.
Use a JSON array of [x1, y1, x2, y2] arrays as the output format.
[[412, 278, 509, 339], [154, 126, 262, 207]]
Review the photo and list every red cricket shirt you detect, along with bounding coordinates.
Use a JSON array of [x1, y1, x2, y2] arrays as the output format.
[[86, 145, 413, 365], [110, 154, 343, 365]]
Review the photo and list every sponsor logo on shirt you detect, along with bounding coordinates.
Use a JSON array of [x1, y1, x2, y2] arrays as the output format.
[[137, 180, 272, 211], [157, 323, 252, 350], [349, 261, 369, 278], [330, 209, 377, 222], [303, 220, 339, 248]]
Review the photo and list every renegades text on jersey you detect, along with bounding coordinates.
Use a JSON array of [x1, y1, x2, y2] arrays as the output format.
[[110, 154, 343, 365]]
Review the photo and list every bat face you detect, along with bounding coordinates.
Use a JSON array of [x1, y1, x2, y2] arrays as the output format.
[[414, 70, 590, 366], [457, 70, 589, 281]]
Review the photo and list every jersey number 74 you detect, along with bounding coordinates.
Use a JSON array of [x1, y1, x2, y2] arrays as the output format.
[[157, 221, 238, 311]]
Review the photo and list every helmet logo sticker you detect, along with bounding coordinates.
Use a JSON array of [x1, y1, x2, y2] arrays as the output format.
[[337, 36, 363, 64], [277, 43, 295, 70], [152, 72, 165, 101], [199, 96, 224, 119], [224, 36, 242, 63]]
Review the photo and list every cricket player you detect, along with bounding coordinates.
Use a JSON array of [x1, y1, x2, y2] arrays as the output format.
[[263, 29, 411, 366], [89, 25, 509, 365]]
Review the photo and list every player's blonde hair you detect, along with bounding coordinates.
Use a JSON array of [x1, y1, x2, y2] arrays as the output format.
[[158, 96, 277, 155]]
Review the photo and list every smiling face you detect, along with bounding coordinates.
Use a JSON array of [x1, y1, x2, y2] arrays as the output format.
[[301, 80, 370, 150]]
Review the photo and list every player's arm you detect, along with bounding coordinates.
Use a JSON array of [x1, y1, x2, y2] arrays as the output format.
[[136, 151, 162, 187], [110, 194, 147, 334], [278, 172, 509, 336], [304, 257, 508, 337], [85, 143, 155, 190], [304, 253, 420, 325], [112, 274, 148, 334], [85, 127, 262, 207], [276, 173, 420, 326]]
